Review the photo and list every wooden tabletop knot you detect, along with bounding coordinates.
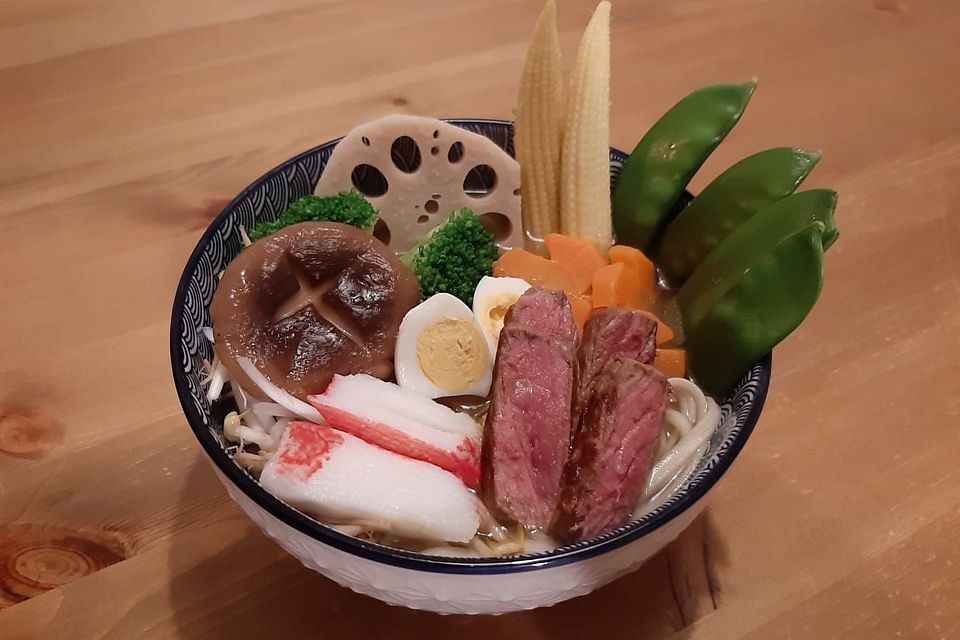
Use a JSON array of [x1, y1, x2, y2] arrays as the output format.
[[0, 411, 64, 460], [0, 524, 129, 607]]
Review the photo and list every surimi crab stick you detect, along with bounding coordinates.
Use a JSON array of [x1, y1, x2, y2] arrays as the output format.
[[560, 1, 612, 249], [308, 374, 481, 488], [321, 374, 480, 439], [260, 422, 481, 543]]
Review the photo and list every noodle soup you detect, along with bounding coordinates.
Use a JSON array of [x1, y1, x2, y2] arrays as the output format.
[[200, 0, 836, 559]]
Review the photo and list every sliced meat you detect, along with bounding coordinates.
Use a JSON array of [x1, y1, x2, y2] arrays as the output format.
[[507, 287, 578, 344], [552, 358, 669, 543], [480, 287, 576, 529], [574, 307, 658, 432], [481, 328, 575, 528]]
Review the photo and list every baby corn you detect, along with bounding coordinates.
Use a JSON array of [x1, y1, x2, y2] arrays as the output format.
[[515, 0, 565, 246], [560, 1, 612, 249]]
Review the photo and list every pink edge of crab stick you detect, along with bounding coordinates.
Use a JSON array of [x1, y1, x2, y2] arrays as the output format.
[[321, 374, 480, 439], [307, 375, 482, 488], [260, 421, 480, 543], [309, 403, 481, 489]]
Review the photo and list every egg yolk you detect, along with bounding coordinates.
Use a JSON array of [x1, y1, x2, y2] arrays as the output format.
[[416, 319, 488, 391]]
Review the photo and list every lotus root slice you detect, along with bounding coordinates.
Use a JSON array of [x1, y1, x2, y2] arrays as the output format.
[[315, 115, 523, 252]]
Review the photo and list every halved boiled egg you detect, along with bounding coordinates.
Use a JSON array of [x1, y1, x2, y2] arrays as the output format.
[[472, 276, 532, 355], [395, 293, 493, 399]]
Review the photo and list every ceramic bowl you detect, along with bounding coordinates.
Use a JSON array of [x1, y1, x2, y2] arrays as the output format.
[[170, 119, 770, 615]]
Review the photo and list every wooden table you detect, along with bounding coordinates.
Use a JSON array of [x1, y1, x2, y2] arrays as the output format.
[[1, 0, 958, 637]]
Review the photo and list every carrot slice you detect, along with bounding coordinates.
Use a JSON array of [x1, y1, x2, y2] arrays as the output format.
[[592, 262, 643, 309], [653, 348, 686, 378], [566, 293, 593, 332], [632, 309, 675, 345], [609, 244, 657, 306], [494, 248, 576, 294], [593, 263, 675, 343], [545, 233, 608, 294], [609, 244, 655, 276], [591, 263, 621, 307]]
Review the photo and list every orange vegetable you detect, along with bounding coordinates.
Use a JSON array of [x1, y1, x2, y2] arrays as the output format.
[[494, 248, 576, 293], [591, 262, 643, 309], [567, 294, 593, 332], [592, 264, 675, 343], [653, 348, 686, 378], [609, 244, 657, 307], [609, 244, 655, 277], [545, 233, 608, 294], [633, 310, 675, 345]]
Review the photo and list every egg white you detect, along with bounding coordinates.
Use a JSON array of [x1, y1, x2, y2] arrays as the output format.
[[395, 293, 493, 399], [472, 276, 532, 355]]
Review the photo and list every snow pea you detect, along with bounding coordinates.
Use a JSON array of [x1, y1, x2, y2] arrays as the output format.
[[677, 188, 837, 339], [681, 225, 826, 396], [656, 147, 822, 285], [612, 80, 756, 253]]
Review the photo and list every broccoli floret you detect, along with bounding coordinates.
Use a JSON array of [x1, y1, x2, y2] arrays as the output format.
[[249, 191, 378, 240], [401, 208, 499, 306]]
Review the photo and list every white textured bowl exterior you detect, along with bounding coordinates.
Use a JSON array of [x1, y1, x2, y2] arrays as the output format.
[[214, 466, 707, 614]]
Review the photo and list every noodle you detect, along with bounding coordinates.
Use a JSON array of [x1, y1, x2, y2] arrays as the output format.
[[329, 524, 367, 537], [635, 377, 720, 518]]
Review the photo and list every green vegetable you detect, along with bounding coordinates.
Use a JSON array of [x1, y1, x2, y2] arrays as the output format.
[[677, 188, 837, 338], [612, 81, 757, 253], [249, 191, 378, 240], [401, 208, 498, 306], [684, 225, 824, 395], [656, 147, 822, 285]]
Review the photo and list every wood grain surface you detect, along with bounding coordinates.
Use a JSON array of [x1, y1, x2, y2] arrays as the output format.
[[1, 0, 958, 637]]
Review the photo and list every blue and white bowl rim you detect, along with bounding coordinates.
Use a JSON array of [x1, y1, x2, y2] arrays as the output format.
[[170, 118, 771, 575]]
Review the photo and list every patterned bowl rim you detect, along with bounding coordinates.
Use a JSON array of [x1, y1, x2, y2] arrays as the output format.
[[171, 118, 771, 575]]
